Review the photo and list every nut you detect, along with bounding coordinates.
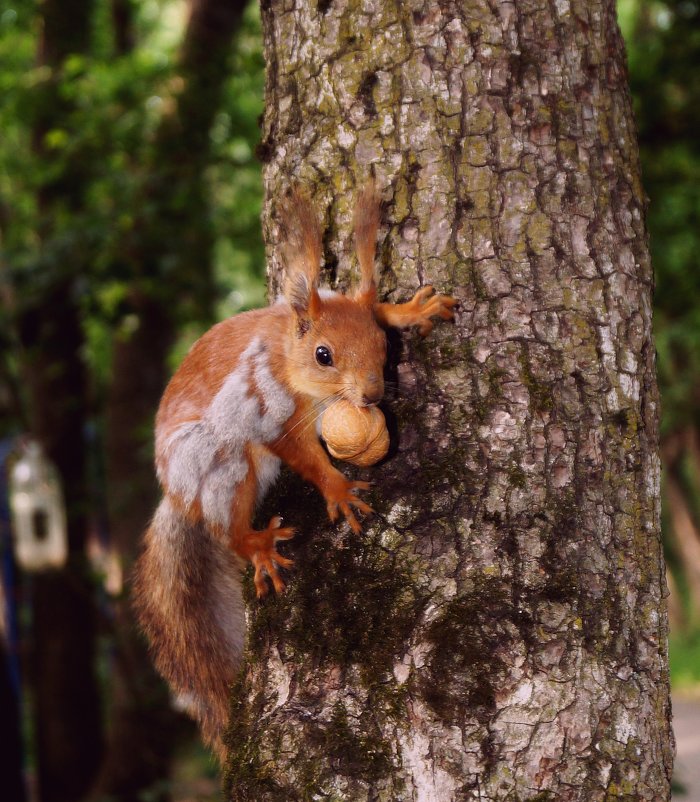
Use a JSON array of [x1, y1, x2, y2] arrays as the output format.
[[321, 400, 390, 467]]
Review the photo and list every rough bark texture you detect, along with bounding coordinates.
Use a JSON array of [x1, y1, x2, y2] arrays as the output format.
[[225, 1, 673, 800]]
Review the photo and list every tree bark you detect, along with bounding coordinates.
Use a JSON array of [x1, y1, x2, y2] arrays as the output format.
[[225, 1, 673, 800]]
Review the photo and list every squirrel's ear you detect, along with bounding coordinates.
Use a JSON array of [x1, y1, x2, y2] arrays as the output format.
[[353, 179, 381, 307], [279, 188, 322, 320]]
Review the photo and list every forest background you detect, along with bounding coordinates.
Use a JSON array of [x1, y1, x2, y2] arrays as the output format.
[[0, 0, 698, 799]]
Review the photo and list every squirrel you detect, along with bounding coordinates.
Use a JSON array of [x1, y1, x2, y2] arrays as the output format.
[[132, 182, 457, 759]]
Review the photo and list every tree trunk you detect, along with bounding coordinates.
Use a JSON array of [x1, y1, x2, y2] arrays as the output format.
[[224, 1, 673, 800], [0, 598, 26, 802], [663, 473, 700, 629], [20, 2, 104, 800], [661, 431, 700, 630]]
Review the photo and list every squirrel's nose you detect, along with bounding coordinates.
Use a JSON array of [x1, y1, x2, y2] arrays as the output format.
[[361, 373, 383, 406], [362, 384, 383, 406]]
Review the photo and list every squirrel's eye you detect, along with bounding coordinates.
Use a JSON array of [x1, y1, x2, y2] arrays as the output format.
[[315, 346, 333, 367]]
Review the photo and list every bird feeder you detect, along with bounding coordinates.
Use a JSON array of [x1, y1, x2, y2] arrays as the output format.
[[9, 440, 68, 572]]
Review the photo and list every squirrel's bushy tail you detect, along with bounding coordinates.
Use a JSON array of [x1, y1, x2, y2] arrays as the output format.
[[132, 498, 245, 759]]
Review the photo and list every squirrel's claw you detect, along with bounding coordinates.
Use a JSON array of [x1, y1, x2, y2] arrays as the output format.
[[252, 554, 282, 597], [268, 515, 295, 540], [253, 550, 294, 597], [326, 480, 373, 533]]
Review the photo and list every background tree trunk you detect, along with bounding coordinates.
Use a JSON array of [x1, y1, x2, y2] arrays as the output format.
[[224, 0, 673, 800], [95, 1, 248, 798], [20, 2, 104, 800]]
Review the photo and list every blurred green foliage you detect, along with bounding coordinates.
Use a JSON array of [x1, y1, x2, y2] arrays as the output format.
[[620, 0, 700, 673], [669, 630, 700, 687], [620, 0, 700, 436], [0, 0, 265, 409]]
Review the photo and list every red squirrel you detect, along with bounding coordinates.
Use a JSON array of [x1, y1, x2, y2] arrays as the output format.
[[133, 183, 456, 758]]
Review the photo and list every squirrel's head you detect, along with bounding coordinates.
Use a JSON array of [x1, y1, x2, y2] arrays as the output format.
[[285, 291, 387, 407], [280, 183, 387, 408]]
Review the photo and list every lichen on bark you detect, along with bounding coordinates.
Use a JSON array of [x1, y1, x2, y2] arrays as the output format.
[[224, 0, 673, 800]]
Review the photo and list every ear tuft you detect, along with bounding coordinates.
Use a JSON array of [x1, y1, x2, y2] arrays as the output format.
[[279, 188, 323, 317], [353, 178, 381, 305], [287, 272, 320, 320], [287, 272, 311, 316]]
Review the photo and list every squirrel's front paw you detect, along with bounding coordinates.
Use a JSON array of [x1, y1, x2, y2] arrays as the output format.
[[325, 479, 373, 534], [407, 286, 458, 336], [238, 516, 295, 597]]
